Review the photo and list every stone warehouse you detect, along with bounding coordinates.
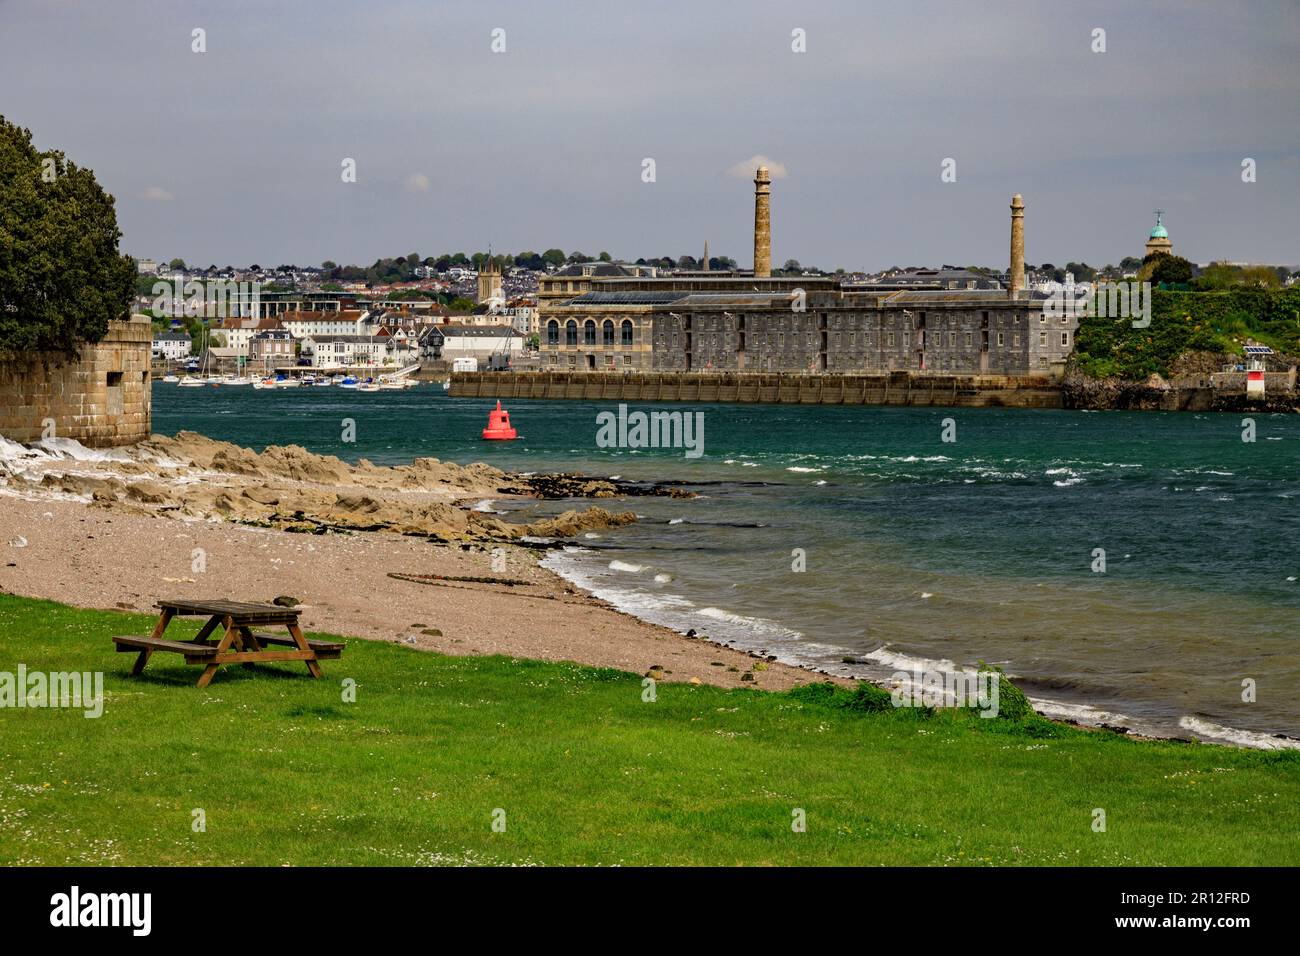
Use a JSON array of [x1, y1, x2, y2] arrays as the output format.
[[539, 174, 1075, 377], [0, 315, 153, 446]]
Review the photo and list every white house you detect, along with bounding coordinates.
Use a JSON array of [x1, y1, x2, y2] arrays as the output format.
[[152, 330, 191, 361], [305, 334, 389, 369], [211, 316, 283, 356], [280, 309, 366, 340]]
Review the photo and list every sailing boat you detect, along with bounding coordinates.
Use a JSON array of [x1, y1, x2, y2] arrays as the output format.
[[179, 325, 213, 386]]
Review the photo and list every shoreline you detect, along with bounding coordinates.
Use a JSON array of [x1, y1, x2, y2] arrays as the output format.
[[1, 430, 1295, 750], [0, 434, 839, 694]]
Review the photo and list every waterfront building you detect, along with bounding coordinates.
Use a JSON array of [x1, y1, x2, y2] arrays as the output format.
[[151, 330, 191, 361], [537, 175, 1075, 377]]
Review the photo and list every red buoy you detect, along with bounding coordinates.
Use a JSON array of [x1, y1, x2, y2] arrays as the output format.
[[481, 400, 517, 440]]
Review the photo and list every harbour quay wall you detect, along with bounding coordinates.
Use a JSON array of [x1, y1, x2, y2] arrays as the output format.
[[0, 316, 153, 447], [449, 370, 1064, 408]]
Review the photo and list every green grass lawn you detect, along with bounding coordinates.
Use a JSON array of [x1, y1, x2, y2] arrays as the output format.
[[1, 592, 1297, 866]]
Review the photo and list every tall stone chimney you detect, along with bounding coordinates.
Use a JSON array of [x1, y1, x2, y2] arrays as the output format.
[[1008, 193, 1025, 298], [702, 239, 710, 272], [753, 166, 772, 278]]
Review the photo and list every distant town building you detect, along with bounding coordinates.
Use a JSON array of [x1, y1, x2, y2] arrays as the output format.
[[477, 256, 503, 306], [304, 334, 388, 368], [249, 329, 295, 364], [151, 330, 191, 361], [1145, 210, 1172, 259], [424, 325, 522, 363]]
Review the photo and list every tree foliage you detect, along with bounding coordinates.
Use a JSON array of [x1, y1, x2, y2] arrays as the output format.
[[0, 115, 135, 352], [1073, 287, 1300, 379]]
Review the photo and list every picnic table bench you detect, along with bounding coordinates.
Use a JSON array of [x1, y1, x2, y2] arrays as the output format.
[[113, 598, 343, 687]]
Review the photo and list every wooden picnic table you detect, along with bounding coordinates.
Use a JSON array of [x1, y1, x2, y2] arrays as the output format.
[[113, 598, 343, 688]]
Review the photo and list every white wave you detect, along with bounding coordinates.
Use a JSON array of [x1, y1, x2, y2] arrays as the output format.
[[653, 573, 673, 583], [695, 606, 803, 640], [786, 466, 821, 473], [1053, 477, 1085, 487], [471, 499, 495, 512], [667, 518, 684, 524], [1178, 716, 1300, 750], [608, 560, 644, 573]]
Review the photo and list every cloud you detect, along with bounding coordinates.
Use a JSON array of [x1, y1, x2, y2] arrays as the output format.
[[726, 155, 788, 179], [140, 186, 174, 201], [404, 173, 430, 193]]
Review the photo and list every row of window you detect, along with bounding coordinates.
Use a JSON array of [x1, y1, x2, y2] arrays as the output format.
[[546, 319, 635, 346]]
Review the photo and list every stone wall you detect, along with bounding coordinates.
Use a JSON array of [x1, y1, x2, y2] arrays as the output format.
[[450, 370, 1064, 409], [0, 316, 153, 446]]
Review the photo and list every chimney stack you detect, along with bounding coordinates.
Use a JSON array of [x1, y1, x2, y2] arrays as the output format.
[[1009, 194, 1025, 298], [753, 166, 771, 278]]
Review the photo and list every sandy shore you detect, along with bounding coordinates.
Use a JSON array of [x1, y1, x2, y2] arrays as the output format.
[[0, 435, 837, 691]]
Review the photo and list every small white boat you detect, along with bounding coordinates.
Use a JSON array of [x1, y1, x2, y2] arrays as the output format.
[[356, 381, 382, 392], [162, 374, 179, 383], [441, 380, 450, 391], [222, 376, 252, 386], [177, 377, 207, 388]]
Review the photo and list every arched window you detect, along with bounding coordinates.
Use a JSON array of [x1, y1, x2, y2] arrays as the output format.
[[583, 320, 596, 345], [621, 320, 633, 346], [602, 319, 615, 346], [565, 320, 577, 346], [547, 320, 559, 346]]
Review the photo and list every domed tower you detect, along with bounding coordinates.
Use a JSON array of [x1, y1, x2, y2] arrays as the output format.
[[1145, 210, 1172, 258]]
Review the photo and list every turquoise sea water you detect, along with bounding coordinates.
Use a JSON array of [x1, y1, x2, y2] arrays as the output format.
[[152, 384, 1300, 744]]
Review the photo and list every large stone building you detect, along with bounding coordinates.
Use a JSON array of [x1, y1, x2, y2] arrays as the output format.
[[537, 174, 1075, 376]]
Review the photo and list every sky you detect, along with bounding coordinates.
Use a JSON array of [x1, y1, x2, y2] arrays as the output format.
[[3, 0, 1298, 271]]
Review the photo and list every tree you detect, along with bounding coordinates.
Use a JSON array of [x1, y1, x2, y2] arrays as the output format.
[[0, 115, 135, 353], [321, 260, 337, 271], [1194, 261, 1242, 291], [1065, 261, 1096, 282], [541, 248, 566, 268], [782, 259, 802, 273], [1148, 254, 1194, 285], [168, 258, 187, 270], [598, 251, 612, 262]]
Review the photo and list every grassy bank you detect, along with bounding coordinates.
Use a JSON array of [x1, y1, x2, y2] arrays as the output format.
[[1073, 287, 1300, 378], [1, 592, 1297, 866]]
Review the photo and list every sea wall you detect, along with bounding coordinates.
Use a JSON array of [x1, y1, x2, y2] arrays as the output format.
[[450, 370, 1064, 408], [1062, 372, 1299, 412], [0, 316, 153, 446]]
